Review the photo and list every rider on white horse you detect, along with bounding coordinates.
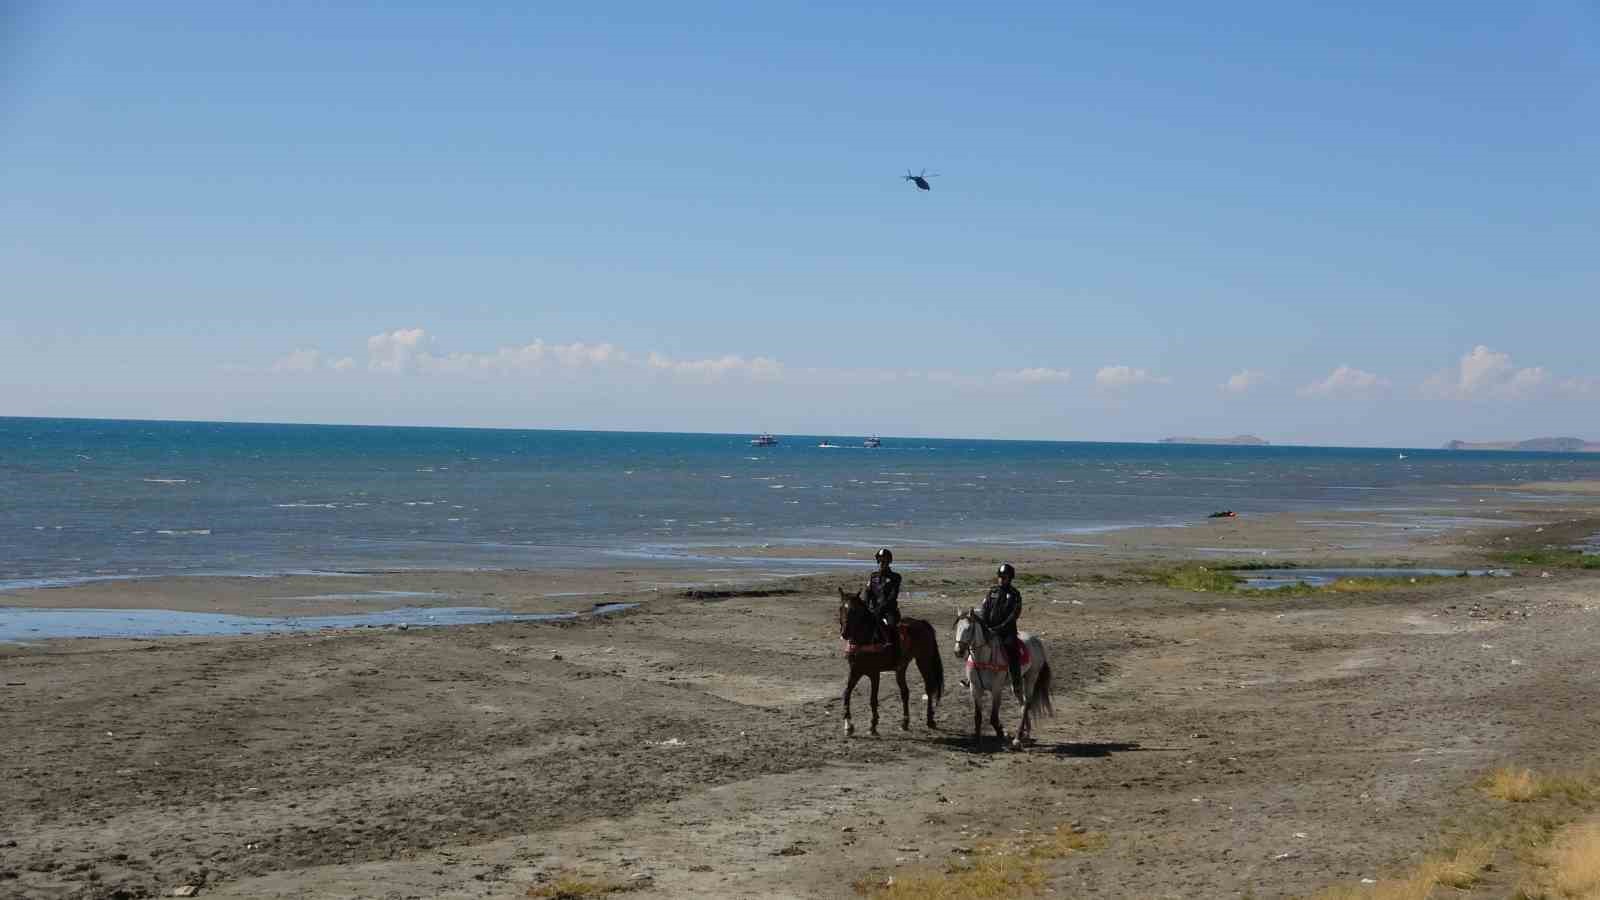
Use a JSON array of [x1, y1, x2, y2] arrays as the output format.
[[865, 548, 902, 652], [980, 563, 1024, 702]]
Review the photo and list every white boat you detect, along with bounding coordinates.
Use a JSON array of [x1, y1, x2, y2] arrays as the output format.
[[863, 435, 882, 448], [750, 433, 778, 447], [1398, 453, 1408, 460], [817, 441, 841, 448]]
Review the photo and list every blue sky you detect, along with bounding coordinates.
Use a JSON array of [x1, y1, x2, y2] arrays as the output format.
[[3, 1, 1596, 445]]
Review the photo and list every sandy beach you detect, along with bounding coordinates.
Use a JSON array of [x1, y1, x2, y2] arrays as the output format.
[[4, 491, 1600, 899]]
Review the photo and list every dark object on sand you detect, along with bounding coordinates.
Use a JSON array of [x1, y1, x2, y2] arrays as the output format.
[[1208, 510, 1238, 518], [903, 169, 937, 190]]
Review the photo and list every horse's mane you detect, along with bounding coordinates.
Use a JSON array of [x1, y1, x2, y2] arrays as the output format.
[[838, 588, 878, 643]]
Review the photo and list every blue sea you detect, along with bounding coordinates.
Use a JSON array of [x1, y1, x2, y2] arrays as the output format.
[[5, 417, 1598, 591]]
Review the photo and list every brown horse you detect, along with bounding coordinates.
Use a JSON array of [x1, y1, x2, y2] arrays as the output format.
[[837, 588, 944, 736]]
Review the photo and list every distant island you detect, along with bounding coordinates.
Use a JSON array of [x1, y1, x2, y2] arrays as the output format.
[[1159, 435, 1269, 446], [1443, 437, 1600, 453]]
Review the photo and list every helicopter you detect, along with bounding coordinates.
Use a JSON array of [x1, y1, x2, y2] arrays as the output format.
[[902, 169, 938, 191]]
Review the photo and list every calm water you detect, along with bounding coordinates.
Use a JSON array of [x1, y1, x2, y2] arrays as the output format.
[[5, 417, 1598, 590]]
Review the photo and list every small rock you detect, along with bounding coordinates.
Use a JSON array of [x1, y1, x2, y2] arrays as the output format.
[[397, 623, 409, 631], [171, 888, 200, 898], [550, 652, 563, 661], [840, 826, 855, 833]]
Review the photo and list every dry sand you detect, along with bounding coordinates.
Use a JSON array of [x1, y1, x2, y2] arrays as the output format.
[[3, 498, 1600, 898]]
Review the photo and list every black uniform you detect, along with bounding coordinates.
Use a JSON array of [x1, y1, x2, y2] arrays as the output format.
[[865, 569, 902, 646], [980, 583, 1023, 698]]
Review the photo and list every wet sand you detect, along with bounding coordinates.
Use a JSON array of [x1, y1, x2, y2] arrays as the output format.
[[3, 493, 1600, 898]]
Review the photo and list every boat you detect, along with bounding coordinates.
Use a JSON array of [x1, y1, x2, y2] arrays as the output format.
[[817, 441, 841, 448], [750, 433, 778, 447], [863, 435, 881, 449], [1397, 453, 1408, 460]]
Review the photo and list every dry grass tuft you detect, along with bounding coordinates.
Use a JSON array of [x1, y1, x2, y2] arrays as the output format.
[[1310, 842, 1491, 900], [1026, 825, 1106, 859], [1483, 768, 1600, 805], [1549, 823, 1600, 897], [526, 872, 641, 899], [857, 853, 1044, 899], [855, 826, 1102, 898], [1490, 768, 1545, 803]]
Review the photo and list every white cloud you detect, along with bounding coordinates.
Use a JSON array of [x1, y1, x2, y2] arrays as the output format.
[[1221, 369, 1266, 394], [1559, 376, 1600, 395], [1094, 365, 1171, 390], [366, 328, 432, 374], [1299, 365, 1389, 398], [1422, 345, 1550, 399], [271, 349, 323, 374], [425, 339, 626, 374], [646, 352, 782, 381], [997, 367, 1072, 384]]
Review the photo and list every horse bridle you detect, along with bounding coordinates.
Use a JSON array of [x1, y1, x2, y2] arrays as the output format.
[[953, 609, 991, 658]]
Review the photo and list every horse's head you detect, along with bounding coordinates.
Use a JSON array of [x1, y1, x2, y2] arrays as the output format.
[[952, 607, 988, 659], [838, 588, 869, 640]]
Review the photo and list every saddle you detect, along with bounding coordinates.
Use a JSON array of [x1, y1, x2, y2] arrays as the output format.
[[842, 622, 910, 657]]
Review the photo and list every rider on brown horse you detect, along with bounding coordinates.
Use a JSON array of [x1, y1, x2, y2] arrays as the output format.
[[865, 548, 902, 652], [981, 563, 1024, 702]]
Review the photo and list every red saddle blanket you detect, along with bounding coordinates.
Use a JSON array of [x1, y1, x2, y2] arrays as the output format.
[[842, 623, 910, 656], [966, 638, 1029, 672]]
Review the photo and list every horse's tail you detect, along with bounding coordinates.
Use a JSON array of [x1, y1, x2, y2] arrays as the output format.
[[1028, 657, 1055, 718], [911, 620, 944, 706]]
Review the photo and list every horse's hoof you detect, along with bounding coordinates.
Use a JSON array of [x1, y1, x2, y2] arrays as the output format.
[[845, 722, 854, 736], [1010, 738, 1023, 751], [900, 721, 910, 731]]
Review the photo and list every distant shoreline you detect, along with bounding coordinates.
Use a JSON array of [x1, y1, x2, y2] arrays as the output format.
[[1159, 435, 1269, 446]]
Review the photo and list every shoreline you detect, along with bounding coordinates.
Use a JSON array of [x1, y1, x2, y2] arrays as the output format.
[[4, 493, 1600, 897], [4, 477, 1585, 606]]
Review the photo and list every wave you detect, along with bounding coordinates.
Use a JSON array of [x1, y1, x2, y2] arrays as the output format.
[[143, 478, 190, 484], [155, 529, 211, 536]]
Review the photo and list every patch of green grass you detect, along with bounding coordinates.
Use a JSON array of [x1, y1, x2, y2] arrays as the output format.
[[1012, 572, 1056, 587], [1158, 565, 1242, 592], [1212, 561, 1299, 571], [1493, 548, 1600, 570]]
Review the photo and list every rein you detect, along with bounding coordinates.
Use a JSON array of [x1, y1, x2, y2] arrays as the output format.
[[840, 597, 891, 656], [957, 611, 1011, 673]]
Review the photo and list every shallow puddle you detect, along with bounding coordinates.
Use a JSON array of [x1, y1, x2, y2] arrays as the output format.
[[0, 603, 636, 643], [1238, 568, 1510, 590]]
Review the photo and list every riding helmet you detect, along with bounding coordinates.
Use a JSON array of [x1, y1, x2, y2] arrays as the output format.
[[997, 562, 1016, 578], [875, 548, 893, 562]]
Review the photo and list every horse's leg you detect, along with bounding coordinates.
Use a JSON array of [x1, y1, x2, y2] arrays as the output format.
[[895, 663, 911, 731], [989, 685, 1005, 743], [842, 668, 861, 736], [970, 675, 983, 744], [868, 672, 881, 736]]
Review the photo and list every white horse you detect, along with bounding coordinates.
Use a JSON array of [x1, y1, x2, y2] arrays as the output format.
[[952, 608, 1054, 750]]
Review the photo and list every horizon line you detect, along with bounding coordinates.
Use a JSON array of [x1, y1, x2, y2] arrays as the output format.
[[0, 413, 1556, 453]]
